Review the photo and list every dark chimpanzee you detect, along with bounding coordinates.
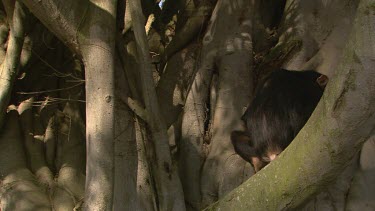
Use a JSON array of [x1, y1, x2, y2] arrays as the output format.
[[231, 69, 328, 172]]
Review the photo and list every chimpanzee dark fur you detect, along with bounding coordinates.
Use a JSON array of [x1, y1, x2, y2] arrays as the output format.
[[231, 69, 328, 171]]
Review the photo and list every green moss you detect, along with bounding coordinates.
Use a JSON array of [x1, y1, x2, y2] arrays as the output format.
[[364, 3, 375, 15]]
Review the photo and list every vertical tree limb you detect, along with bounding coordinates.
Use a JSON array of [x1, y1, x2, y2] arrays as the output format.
[[113, 51, 140, 210], [200, 0, 254, 207], [0, 1, 26, 129], [128, 0, 186, 210], [77, 1, 118, 210]]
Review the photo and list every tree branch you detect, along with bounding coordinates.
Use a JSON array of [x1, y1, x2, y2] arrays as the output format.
[[20, 0, 87, 54], [128, 0, 186, 210], [205, 0, 375, 209], [0, 1, 27, 129], [77, 1, 118, 210]]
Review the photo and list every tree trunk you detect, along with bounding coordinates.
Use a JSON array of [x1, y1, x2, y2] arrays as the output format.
[[0, 1, 26, 129], [128, 0, 186, 210], [346, 136, 375, 210], [200, 0, 254, 207], [21, 1, 118, 209], [280, 0, 358, 77], [77, 2, 117, 210], [1, 0, 374, 210], [205, 0, 375, 208], [113, 52, 139, 210]]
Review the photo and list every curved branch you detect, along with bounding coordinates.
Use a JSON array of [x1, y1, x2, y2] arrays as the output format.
[[0, 1, 27, 129], [128, 0, 186, 210], [162, 0, 214, 63], [20, 0, 86, 54], [205, 0, 375, 209]]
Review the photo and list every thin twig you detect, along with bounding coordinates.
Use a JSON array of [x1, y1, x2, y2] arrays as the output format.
[[17, 82, 84, 95]]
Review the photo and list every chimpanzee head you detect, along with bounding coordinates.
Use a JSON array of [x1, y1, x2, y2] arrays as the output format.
[[231, 69, 328, 172]]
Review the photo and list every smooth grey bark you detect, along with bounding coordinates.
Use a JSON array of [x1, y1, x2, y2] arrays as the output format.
[[128, 0, 186, 210], [280, 0, 359, 77], [156, 0, 214, 128], [205, 0, 375, 208], [113, 52, 139, 211], [20, 0, 118, 209], [135, 119, 159, 211], [0, 1, 26, 129], [20, 0, 84, 54], [117, 33, 159, 211], [78, 2, 117, 210], [179, 46, 214, 211], [346, 136, 375, 210], [301, 152, 359, 211], [1, 57, 89, 210], [18, 98, 54, 187], [0, 110, 51, 210], [54, 104, 86, 210], [0, 10, 9, 64], [156, 43, 200, 128], [275, 1, 364, 209], [199, 0, 254, 207], [162, 0, 214, 64]]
